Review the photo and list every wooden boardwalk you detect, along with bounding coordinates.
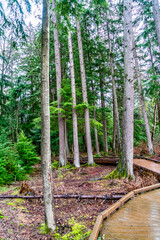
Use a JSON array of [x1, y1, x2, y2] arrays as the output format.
[[100, 189, 160, 239], [89, 156, 160, 240], [68, 156, 160, 175], [134, 158, 160, 175], [67, 155, 160, 175]]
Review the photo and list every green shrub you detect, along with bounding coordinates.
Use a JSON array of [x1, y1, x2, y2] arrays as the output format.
[[93, 153, 101, 157], [0, 132, 40, 185], [52, 161, 75, 170], [17, 131, 40, 173], [51, 160, 59, 169], [134, 114, 147, 146], [0, 210, 4, 218], [39, 223, 52, 234], [0, 141, 26, 185]]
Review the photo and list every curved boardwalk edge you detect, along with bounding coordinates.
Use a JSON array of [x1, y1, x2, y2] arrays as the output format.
[[89, 182, 160, 240]]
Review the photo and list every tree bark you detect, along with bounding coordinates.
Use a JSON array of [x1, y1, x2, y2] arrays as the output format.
[[157, 99, 160, 125], [51, 0, 66, 166], [100, 76, 108, 153], [65, 119, 69, 159], [0, 47, 5, 116], [41, 0, 55, 231], [133, 43, 154, 155], [94, 107, 100, 155], [152, 0, 160, 51], [30, 77, 34, 113], [50, 88, 55, 102], [122, 0, 134, 177], [147, 38, 160, 122], [88, 50, 99, 155], [112, 103, 116, 153], [0, 194, 123, 200], [76, 19, 94, 165], [152, 103, 157, 141], [107, 20, 121, 153], [110, 58, 121, 153], [68, 31, 80, 167]]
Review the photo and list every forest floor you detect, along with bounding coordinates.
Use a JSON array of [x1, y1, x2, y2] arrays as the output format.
[[0, 152, 160, 239]]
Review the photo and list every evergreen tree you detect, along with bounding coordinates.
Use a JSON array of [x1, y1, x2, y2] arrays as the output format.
[[41, 0, 55, 230], [121, 0, 134, 177], [51, 0, 66, 166]]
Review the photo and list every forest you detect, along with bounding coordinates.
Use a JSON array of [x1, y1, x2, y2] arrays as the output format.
[[0, 0, 160, 239]]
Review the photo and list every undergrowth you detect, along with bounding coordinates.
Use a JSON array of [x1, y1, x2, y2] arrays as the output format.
[[53, 218, 91, 240], [0, 132, 39, 185], [104, 168, 128, 179], [52, 161, 76, 170]]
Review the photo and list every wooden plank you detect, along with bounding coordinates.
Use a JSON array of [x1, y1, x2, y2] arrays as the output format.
[[100, 191, 134, 220], [100, 189, 160, 239], [89, 192, 134, 240], [134, 183, 160, 194], [89, 173, 160, 240], [89, 214, 103, 240], [133, 159, 160, 175], [89, 183, 160, 240]]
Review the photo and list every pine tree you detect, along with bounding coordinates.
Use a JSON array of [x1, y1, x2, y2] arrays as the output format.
[[122, 0, 134, 177], [51, 0, 66, 166], [152, 0, 160, 51], [107, 11, 121, 153], [68, 30, 80, 167], [76, 18, 94, 165], [133, 41, 154, 155], [41, 0, 55, 230]]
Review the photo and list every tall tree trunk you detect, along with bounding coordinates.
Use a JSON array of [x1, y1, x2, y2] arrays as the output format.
[[152, 0, 160, 50], [92, 80, 100, 155], [65, 119, 70, 159], [41, 0, 55, 230], [1, 47, 5, 116], [68, 30, 80, 167], [147, 39, 160, 123], [122, 0, 134, 177], [100, 77, 108, 153], [133, 43, 154, 155], [51, 0, 66, 166], [157, 99, 160, 125], [50, 87, 55, 102], [87, 48, 99, 155], [152, 104, 157, 141], [49, 60, 56, 103], [107, 20, 121, 153], [30, 77, 34, 113], [76, 19, 94, 165], [110, 55, 121, 153], [112, 103, 116, 153], [94, 107, 100, 155], [96, 22, 108, 154], [16, 104, 19, 141]]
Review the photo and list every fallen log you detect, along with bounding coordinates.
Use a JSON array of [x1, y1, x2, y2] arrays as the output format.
[[53, 194, 123, 200], [0, 194, 123, 200], [0, 195, 42, 199]]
